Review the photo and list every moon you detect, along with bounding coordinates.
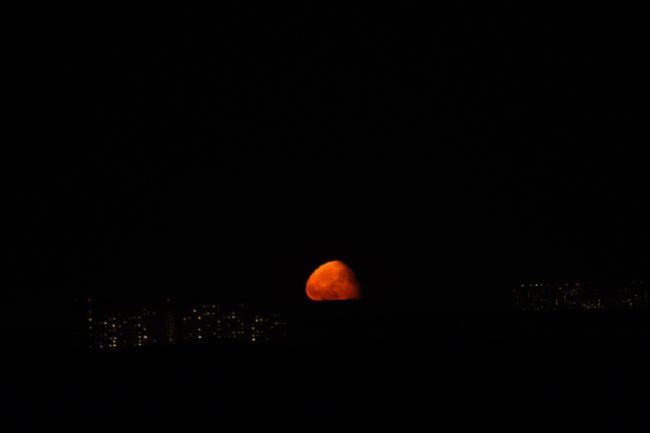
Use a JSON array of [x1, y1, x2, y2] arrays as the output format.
[[306, 260, 361, 301]]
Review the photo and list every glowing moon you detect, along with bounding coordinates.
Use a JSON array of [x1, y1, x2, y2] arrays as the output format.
[[306, 260, 361, 301]]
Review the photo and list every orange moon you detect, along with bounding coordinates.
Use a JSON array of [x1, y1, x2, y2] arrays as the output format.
[[306, 260, 361, 301]]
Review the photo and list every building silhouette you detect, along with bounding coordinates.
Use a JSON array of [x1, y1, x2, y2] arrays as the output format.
[[85, 299, 287, 350], [514, 280, 649, 311]]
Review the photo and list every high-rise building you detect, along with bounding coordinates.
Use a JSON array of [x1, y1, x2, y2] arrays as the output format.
[[514, 280, 649, 311], [86, 300, 168, 350], [84, 299, 287, 350]]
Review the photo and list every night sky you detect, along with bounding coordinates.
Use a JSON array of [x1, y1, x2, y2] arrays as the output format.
[[9, 5, 648, 312]]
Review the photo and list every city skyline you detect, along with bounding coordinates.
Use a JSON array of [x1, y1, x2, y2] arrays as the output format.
[[6, 5, 649, 430]]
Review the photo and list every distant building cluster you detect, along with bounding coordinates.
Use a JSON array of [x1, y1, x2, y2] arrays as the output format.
[[178, 304, 285, 345], [86, 300, 287, 351], [87, 306, 166, 350], [514, 280, 649, 311]]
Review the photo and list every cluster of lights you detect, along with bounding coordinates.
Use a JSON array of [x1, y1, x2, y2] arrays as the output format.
[[88, 303, 287, 350], [87, 310, 159, 350], [515, 281, 649, 311]]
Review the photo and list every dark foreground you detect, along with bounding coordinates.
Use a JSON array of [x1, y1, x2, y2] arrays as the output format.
[[5, 312, 649, 431]]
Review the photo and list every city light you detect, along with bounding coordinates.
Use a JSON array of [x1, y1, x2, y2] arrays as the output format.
[[514, 280, 649, 311], [86, 301, 288, 351]]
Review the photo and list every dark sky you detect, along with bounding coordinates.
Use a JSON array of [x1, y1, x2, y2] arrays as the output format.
[[8, 4, 648, 311]]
